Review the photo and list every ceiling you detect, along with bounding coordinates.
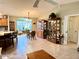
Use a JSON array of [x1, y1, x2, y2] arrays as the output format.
[[0, 0, 79, 19], [53, 0, 79, 4]]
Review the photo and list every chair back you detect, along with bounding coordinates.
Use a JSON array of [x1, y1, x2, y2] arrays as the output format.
[[31, 31, 36, 37], [0, 36, 5, 47]]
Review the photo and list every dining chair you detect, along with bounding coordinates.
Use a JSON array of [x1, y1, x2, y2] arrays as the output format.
[[4, 33, 12, 48], [0, 36, 6, 48]]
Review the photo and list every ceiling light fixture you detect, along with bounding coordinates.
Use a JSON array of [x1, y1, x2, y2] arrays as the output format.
[[28, 12, 30, 19]]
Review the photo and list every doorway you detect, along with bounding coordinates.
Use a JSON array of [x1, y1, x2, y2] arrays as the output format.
[[67, 16, 79, 47]]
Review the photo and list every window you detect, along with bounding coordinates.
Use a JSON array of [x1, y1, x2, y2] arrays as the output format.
[[16, 18, 32, 31]]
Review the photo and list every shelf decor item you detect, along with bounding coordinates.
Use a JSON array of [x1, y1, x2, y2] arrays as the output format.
[[49, 13, 56, 20]]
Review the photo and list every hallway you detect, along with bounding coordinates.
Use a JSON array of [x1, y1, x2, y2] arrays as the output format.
[[2, 34, 79, 59]]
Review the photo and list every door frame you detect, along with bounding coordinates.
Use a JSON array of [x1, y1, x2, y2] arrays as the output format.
[[63, 14, 79, 48]]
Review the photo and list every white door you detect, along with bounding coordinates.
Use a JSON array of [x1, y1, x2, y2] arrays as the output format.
[[68, 16, 79, 43]]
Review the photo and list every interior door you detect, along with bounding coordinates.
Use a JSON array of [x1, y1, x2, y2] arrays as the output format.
[[68, 16, 78, 43]]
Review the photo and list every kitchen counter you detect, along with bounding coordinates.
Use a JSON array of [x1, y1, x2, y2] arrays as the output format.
[[0, 31, 14, 36]]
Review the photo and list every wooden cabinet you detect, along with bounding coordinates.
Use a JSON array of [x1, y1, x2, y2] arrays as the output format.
[[0, 19, 8, 26], [0, 19, 2, 26], [9, 21, 15, 31], [48, 18, 61, 44], [37, 20, 48, 39], [37, 30, 43, 38]]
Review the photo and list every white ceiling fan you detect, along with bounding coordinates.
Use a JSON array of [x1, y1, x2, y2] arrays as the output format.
[[33, 0, 58, 8]]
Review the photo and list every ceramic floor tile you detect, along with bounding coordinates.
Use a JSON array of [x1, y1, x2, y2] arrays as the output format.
[[1, 34, 79, 59]]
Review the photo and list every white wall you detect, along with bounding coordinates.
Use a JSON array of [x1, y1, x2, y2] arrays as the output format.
[[59, 2, 79, 17], [57, 1, 79, 44], [32, 18, 37, 31]]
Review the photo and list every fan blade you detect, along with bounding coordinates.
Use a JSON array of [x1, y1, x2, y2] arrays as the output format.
[[45, 0, 58, 5], [33, 0, 40, 7]]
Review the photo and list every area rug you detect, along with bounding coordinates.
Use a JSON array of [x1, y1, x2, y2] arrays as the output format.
[[27, 50, 56, 59]]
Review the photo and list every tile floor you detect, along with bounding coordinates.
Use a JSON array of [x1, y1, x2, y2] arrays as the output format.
[[1, 34, 79, 59]]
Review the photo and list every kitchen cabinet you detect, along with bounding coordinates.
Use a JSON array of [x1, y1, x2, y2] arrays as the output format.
[[9, 21, 15, 31], [0, 19, 8, 26]]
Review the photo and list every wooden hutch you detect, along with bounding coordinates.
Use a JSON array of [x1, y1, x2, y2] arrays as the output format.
[[47, 13, 63, 44]]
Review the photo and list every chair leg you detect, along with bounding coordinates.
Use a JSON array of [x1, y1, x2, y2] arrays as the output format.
[[12, 39, 14, 47], [16, 37, 18, 45]]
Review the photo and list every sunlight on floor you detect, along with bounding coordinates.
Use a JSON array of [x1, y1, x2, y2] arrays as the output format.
[[16, 34, 29, 54]]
